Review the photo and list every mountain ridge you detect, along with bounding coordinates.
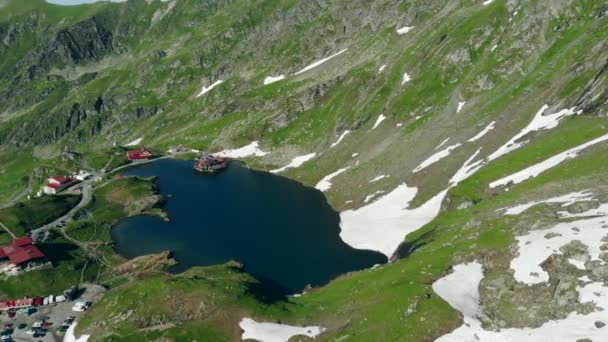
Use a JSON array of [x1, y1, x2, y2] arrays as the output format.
[[1, 0, 608, 341]]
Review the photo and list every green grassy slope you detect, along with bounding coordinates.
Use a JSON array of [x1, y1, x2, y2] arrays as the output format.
[[0, 0, 607, 341]]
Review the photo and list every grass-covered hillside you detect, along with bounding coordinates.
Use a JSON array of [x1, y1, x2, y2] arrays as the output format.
[[1, 0, 608, 341]]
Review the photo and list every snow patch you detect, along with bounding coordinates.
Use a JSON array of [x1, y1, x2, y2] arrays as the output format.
[[124, 137, 143, 146], [340, 184, 447, 257], [214, 141, 269, 159], [364, 191, 385, 203], [568, 258, 586, 270], [413, 143, 462, 173], [435, 138, 450, 150], [456, 101, 466, 113], [482, 0, 494, 5], [579, 276, 592, 282], [196, 79, 223, 97], [372, 114, 386, 129], [370, 175, 387, 183], [558, 202, 608, 219], [511, 214, 608, 284], [467, 121, 495, 142], [448, 149, 484, 186], [378, 64, 386, 73], [433, 262, 483, 319], [330, 130, 350, 148], [264, 75, 285, 85], [396, 26, 414, 35], [490, 44, 498, 52], [63, 322, 89, 342], [293, 49, 347, 75], [435, 264, 608, 341], [239, 318, 325, 342], [401, 72, 412, 85], [490, 133, 608, 188], [270, 153, 316, 174], [502, 190, 594, 215], [486, 105, 578, 163], [351, 153, 359, 158], [315, 167, 350, 192], [340, 146, 487, 257]]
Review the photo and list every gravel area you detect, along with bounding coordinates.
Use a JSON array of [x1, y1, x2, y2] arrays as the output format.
[[0, 284, 105, 342]]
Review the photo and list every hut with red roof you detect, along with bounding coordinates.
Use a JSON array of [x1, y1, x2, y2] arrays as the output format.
[[0, 237, 48, 272], [127, 147, 153, 161], [42, 175, 78, 195]]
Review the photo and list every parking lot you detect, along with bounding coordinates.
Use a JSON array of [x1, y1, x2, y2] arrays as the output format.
[[0, 284, 105, 342]]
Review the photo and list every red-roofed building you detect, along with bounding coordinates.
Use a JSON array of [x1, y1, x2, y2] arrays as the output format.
[[8, 245, 45, 266], [42, 175, 78, 195], [0, 298, 34, 311], [0, 237, 48, 271], [49, 175, 68, 184], [12, 236, 33, 247], [127, 147, 153, 161]]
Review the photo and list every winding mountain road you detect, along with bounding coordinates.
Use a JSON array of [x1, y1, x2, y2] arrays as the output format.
[[30, 182, 93, 241], [9, 152, 181, 242]]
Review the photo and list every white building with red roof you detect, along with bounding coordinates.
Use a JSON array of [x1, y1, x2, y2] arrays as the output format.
[[42, 175, 78, 195]]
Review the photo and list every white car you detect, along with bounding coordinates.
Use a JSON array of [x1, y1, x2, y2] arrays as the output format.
[[72, 305, 86, 312], [32, 321, 43, 328], [26, 330, 36, 335], [0, 335, 10, 340]]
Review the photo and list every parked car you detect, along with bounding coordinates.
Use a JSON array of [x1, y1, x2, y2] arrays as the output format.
[[72, 302, 88, 312], [16, 324, 26, 330], [25, 330, 36, 335], [32, 321, 42, 328]]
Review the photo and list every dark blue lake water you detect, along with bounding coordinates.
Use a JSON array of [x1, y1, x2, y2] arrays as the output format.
[[111, 159, 386, 292]]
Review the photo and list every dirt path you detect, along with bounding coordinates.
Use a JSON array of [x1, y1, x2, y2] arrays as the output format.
[[0, 221, 16, 239]]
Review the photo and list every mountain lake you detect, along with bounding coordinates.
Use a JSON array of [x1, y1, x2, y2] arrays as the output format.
[[111, 158, 387, 292]]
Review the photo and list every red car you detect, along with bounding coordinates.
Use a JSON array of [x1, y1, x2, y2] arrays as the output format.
[[42, 322, 52, 327]]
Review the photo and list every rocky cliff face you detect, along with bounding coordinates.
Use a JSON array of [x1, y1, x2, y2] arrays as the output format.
[[2, 1, 608, 341]]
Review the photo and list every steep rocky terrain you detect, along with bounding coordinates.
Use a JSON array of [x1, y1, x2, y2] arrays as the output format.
[[1, 0, 608, 341]]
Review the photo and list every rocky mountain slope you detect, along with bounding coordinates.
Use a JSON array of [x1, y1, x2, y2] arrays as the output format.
[[1, 0, 608, 341]]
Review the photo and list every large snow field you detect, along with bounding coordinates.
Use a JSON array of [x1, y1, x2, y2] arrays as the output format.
[[239, 318, 325, 342]]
